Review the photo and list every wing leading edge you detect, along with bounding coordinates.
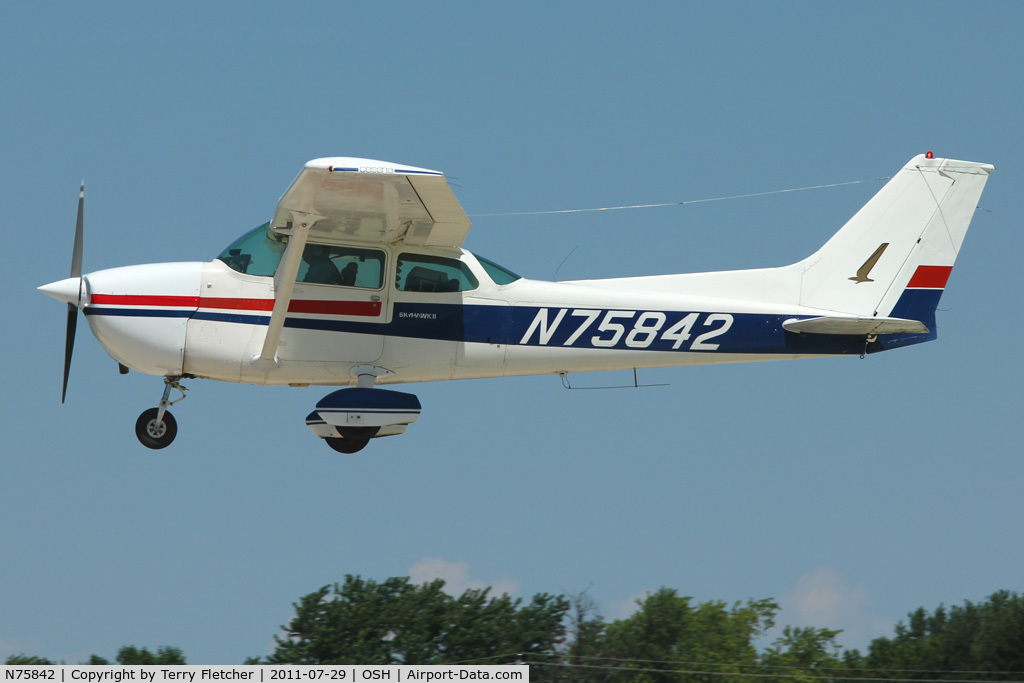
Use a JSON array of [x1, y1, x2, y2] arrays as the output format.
[[271, 157, 471, 248]]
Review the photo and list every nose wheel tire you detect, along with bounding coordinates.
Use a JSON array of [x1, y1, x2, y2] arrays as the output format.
[[135, 408, 177, 449]]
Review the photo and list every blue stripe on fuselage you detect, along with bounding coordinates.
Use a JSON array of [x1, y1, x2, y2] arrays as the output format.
[[84, 307, 193, 318], [86, 301, 892, 356]]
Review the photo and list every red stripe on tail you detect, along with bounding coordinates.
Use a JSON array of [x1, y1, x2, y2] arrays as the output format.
[[907, 266, 953, 289]]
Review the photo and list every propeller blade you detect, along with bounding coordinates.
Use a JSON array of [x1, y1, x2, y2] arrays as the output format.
[[63, 182, 84, 403], [71, 182, 84, 281], [63, 302, 77, 403]]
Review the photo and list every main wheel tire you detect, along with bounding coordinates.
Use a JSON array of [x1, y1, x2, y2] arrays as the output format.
[[135, 408, 177, 449], [338, 426, 381, 441], [325, 437, 369, 454]]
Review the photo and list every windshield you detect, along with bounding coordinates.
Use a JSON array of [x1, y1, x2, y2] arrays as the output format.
[[216, 222, 285, 276]]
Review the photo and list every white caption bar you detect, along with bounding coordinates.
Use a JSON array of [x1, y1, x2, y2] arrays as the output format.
[[0, 667, 528, 683]]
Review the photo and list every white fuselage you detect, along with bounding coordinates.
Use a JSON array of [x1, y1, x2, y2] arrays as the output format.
[[78, 247, 862, 388]]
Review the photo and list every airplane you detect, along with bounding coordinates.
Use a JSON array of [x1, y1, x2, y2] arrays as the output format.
[[39, 153, 994, 453]]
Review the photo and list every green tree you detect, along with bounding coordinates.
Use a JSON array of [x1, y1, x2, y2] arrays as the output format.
[[844, 590, 1024, 680], [560, 588, 611, 683], [81, 646, 186, 665], [971, 590, 1024, 675], [114, 646, 186, 665], [5, 655, 54, 665], [264, 574, 568, 665], [5, 648, 185, 666], [593, 588, 778, 683], [761, 625, 846, 683]]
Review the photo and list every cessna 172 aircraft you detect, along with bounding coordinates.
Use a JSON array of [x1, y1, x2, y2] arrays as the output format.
[[39, 153, 993, 452]]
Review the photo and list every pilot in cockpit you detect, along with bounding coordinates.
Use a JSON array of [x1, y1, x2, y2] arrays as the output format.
[[340, 262, 358, 287], [302, 245, 342, 284]]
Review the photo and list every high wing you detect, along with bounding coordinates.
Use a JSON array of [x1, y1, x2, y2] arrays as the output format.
[[254, 157, 470, 370], [271, 157, 471, 247]]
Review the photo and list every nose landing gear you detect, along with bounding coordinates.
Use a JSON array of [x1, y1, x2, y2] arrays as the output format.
[[135, 378, 187, 449]]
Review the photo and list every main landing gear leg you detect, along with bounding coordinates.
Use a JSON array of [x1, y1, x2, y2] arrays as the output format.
[[135, 377, 187, 449]]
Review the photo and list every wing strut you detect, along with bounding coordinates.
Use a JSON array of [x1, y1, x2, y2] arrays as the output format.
[[251, 212, 322, 371]]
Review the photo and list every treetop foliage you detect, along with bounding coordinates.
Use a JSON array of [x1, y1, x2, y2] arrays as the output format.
[[7, 579, 1021, 680], [844, 589, 1024, 679], [264, 575, 568, 665], [5, 645, 184, 666], [4, 654, 54, 665]]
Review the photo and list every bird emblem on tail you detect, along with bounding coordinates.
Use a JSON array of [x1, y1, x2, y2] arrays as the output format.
[[850, 242, 889, 283]]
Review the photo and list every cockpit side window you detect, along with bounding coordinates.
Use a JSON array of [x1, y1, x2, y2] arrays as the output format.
[[217, 225, 385, 289], [216, 222, 285, 277], [298, 245, 385, 289], [396, 253, 479, 292]]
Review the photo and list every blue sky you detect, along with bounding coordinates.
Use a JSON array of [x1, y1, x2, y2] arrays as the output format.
[[2, 0, 1022, 665]]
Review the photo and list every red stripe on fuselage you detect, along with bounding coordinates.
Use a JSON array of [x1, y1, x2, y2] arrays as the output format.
[[90, 294, 200, 307], [907, 265, 953, 289], [88, 294, 381, 316], [201, 297, 272, 311], [285, 300, 381, 316]]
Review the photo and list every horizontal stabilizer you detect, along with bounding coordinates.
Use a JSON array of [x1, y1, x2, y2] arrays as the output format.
[[783, 316, 929, 336]]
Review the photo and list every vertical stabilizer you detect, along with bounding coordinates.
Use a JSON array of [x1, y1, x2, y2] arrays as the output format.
[[793, 154, 994, 323]]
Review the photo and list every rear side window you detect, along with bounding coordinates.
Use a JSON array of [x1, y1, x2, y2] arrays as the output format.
[[396, 253, 479, 292], [475, 254, 522, 285]]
